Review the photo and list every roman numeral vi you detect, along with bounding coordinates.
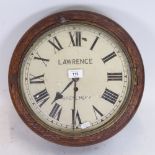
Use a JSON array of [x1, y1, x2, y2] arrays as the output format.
[[72, 110, 82, 127]]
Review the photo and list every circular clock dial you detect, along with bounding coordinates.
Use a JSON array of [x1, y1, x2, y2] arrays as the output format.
[[20, 23, 131, 135]]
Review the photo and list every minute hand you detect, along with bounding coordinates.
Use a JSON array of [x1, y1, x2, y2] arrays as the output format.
[[51, 80, 74, 104]]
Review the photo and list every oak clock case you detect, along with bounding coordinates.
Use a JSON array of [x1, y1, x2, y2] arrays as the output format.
[[8, 10, 144, 146]]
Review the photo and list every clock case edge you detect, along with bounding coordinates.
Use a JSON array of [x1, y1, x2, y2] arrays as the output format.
[[8, 10, 144, 146]]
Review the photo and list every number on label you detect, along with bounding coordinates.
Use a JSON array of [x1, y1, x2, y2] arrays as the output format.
[[68, 69, 83, 78]]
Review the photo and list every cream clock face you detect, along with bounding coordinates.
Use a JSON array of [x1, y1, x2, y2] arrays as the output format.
[[20, 23, 131, 135]]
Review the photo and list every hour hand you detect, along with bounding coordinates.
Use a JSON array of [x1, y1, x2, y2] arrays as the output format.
[[51, 92, 63, 104], [51, 80, 74, 104]]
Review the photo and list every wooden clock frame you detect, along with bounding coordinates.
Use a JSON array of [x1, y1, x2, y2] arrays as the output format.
[[8, 10, 144, 146]]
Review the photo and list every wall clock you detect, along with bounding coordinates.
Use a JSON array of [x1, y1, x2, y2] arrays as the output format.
[[8, 10, 144, 146]]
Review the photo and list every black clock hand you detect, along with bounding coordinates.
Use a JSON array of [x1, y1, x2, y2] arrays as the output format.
[[72, 78, 79, 130], [51, 79, 74, 104]]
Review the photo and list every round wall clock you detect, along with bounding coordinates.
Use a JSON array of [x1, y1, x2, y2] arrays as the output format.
[[8, 10, 144, 146]]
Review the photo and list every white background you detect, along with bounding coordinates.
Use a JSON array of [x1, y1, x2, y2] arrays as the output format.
[[0, 0, 154, 155]]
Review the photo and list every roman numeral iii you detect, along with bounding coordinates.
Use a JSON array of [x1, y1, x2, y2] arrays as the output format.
[[107, 72, 122, 81], [102, 88, 119, 104], [69, 31, 81, 46], [33, 89, 49, 107]]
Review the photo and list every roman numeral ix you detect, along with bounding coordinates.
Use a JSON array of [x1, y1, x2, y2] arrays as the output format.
[[102, 88, 119, 104], [33, 89, 49, 107], [30, 74, 44, 84]]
